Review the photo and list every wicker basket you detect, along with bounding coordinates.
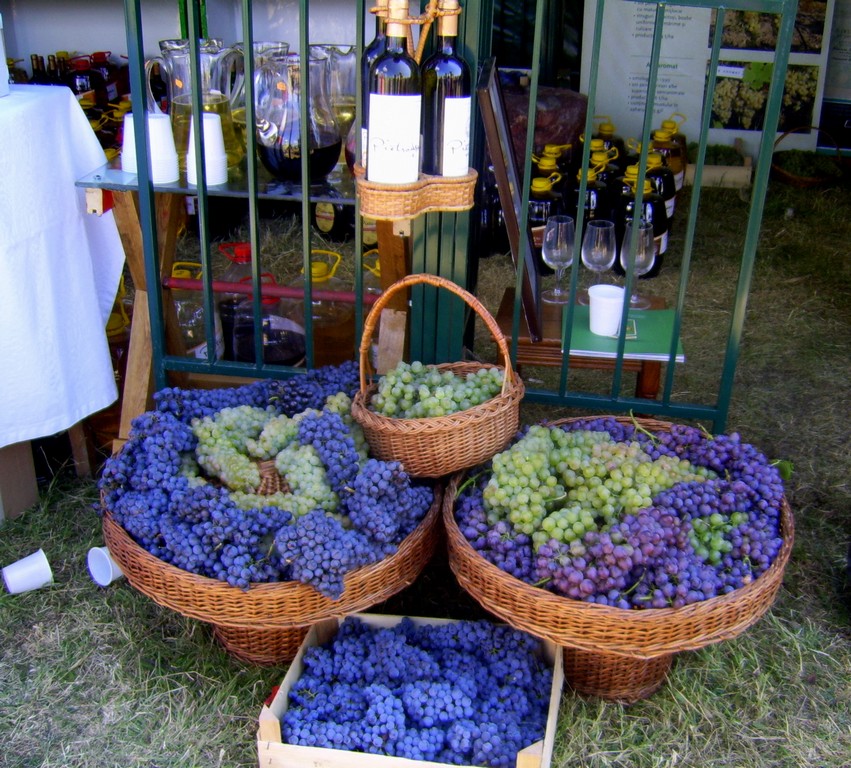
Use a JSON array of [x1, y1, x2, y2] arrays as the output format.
[[353, 163, 478, 221], [102, 484, 442, 664], [770, 126, 844, 188], [350, 273, 525, 478], [442, 417, 795, 702]]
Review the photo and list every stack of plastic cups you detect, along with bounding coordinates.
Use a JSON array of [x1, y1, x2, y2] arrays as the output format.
[[187, 112, 228, 186], [121, 111, 180, 183]]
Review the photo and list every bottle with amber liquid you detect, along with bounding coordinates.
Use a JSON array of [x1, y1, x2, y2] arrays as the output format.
[[613, 167, 668, 279], [646, 151, 677, 221], [651, 128, 685, 192], [566, 164, 611, 233], [421, 0, 471, 177], [528, 174, 565, 275]]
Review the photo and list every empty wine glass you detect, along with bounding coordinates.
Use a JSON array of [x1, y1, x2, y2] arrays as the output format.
[[578, 219, 616, 305], [619, 219, 655, 309], [541, 215, 575, 304]]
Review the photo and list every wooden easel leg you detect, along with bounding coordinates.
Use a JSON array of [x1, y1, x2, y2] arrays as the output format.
[[635, 361, 662, 400], [375, 220, 411, 371]]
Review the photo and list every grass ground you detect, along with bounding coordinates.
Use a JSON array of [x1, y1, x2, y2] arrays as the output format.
[[1, 173, 849, 768]]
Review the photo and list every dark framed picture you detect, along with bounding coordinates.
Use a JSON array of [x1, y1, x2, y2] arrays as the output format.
[[477, 57, 542, 342]]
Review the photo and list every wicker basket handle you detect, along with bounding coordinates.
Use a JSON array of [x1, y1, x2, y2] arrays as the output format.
[[773, 124, 839, 152], [358, 272, 516, 396]]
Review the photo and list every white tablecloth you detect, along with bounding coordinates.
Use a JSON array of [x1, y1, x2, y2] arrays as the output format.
[[0, 85, 126, 448]]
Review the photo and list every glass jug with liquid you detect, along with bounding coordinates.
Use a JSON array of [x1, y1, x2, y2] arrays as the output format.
[[228, 41, 290, 153], [310, 44, 357, 151], [145, 38, 244, 171], [254, 50, 341, 183]]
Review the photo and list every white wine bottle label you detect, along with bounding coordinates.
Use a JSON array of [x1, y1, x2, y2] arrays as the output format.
[[665, 198, 676, 219], [367, 93, 422, 184], [439, 96, 471, 177], [361, 126, 369, 169]]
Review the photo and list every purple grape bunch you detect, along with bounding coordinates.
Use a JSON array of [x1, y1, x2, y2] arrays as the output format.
[[98, 363, 433, 597], [281, 617, 552, 767]]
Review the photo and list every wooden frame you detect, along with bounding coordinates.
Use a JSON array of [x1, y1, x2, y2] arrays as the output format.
[[476, 57, 542, 342]]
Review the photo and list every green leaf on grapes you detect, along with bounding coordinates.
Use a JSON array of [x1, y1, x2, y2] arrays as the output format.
[[771, 459, 794, 481]]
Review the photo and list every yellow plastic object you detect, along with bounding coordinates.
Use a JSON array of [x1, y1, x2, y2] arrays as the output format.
[[171, 260, 202, 279], [106, 275, 130, 338], [303, 249, 343, 282]]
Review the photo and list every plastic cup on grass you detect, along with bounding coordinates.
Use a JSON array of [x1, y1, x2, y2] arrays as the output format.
[[2, 548, 54, 594], [87, 546, 125, 587]]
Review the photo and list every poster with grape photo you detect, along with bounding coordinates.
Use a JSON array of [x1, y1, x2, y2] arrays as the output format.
[[710, 61, 821, 132], [581, 0, 839, 154], [709, 2, 830, 55]]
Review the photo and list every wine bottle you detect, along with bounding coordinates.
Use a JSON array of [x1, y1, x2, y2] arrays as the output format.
[[420, 0, 471, 177], [366, 0, 421, 184], [359, 0, 389, 169], [29, 54, 49, 85], [46, 54, 63, 85]]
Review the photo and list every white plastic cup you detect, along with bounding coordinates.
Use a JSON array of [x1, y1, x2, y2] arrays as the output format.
[[588, 284, 626, 336], [87, 546, 125, 587], [120, 112, 137, 173], [145, 113, 180, 183], [122, 112, 180, 183], [187, 112, 228, 185], [2, 548, 54, 594]]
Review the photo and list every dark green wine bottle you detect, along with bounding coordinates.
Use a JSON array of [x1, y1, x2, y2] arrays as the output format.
[[421, 0, 471, 177], [366, 0, 421, 184]]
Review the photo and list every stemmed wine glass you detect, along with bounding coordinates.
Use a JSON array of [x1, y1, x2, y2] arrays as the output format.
[[540, 214, 575, 304], [578, 219, 617, 305], [619, 219, 655, 310]]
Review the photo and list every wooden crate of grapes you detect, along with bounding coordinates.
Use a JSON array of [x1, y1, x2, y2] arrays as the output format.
[[98, 365, 444, 665], [257, 613, 564, 768], [352, 273, 525, 478], [442, 416, 794, 703]]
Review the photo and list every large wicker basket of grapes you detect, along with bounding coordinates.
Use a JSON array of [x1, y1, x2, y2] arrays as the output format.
[[442, 416, 794, 702], [351, 273, 525, 478], [98, 366, 444, 665]]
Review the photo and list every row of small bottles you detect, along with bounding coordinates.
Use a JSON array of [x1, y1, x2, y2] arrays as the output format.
[[525, 115, 689, 279], [360, 0, 472, 184], [19, 51, 128, 108]]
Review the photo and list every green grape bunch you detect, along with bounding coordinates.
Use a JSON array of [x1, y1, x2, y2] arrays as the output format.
[[482, 425, 715, 551], [370, 360, 505, 418]]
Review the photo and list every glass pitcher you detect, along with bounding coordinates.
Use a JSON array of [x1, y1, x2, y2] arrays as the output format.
[[145, 38, 244, 171], [310, 44, 357, 144], [229, 41, 290, 152], [254, 50, 340, 183]]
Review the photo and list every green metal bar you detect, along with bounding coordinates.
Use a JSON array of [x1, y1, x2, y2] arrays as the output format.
[[353, 0, 367, 356], [299, 0, 315, 368], [440, 213, 464, 360], [660, 6, 728, 410], [508, 0, 547, 373], [713, 0, 800, 431], [123, 0, 167, 391], [632, 0, 787, 11], [557, 0, 606, 396]]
